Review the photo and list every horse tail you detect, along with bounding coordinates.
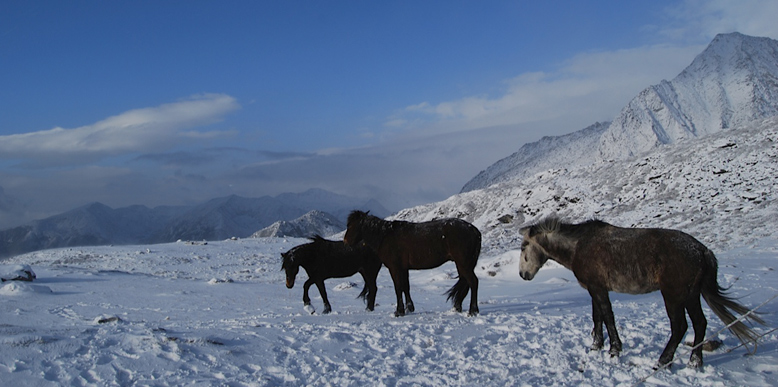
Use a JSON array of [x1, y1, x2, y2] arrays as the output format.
[[445, 278, 470, 304], [357, 285, 369, 301], [700, 248, 766, 346]]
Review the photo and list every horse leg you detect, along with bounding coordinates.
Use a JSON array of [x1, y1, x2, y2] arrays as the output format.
[[366, 278, 378, 312], [657, 292, 688, 368], [685, 295, 707, 368], [588, 291, 605, 351], [314, 281, 332, 314], [590, 289, 622, 356], [464, 270, 479, 316], [402, 270, 415, 314], [359, 270, 378, 312], [452, 261, 478, 315], [303, 279, 315, 313], [388, 268, 406, 317]]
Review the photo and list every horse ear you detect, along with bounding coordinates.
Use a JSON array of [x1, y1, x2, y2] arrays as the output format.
[[523, 225, 541, 238]]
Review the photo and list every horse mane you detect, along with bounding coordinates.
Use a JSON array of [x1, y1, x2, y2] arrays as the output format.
[[533, 216, 563, 234], [348, 210, 396, 230], [347, 210, 370, 226], [281, 249, 295, 269], [524, 216, 609, 238], [282, 237, 323, 269], [307, 234, 328, 243]]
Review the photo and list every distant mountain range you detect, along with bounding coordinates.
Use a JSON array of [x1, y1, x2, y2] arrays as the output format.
[[251, 210, 345, 238], [463, 32, 778, 192], [0, 189, 388, 258]]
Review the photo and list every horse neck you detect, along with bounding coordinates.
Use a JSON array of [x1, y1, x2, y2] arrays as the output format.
[[538, 231, 578, 269], [361, 216, 390, 250], [291, 245, 316, 268]]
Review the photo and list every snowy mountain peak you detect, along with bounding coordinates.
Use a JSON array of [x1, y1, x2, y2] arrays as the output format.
[[464, 33, 778, 193], [685, 32, 778, 76], [598, 32, 778, 160]]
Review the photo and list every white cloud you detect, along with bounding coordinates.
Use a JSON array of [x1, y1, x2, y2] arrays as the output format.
[[382, 1, 777, 143], [0, 93, 240, 166], [662, 0, 778, 42], [386, 45, 700, 140]]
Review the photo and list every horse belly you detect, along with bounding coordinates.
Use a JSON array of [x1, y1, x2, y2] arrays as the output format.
[[607, 269, 660, 294], [408, 256, 447, 270], [400, 238, 450, 269], [609, 280, 659, 295], [326, 267, 361, 279]]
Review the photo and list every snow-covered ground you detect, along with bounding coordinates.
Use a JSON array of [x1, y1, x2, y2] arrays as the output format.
[[1, 234, 776, 386]]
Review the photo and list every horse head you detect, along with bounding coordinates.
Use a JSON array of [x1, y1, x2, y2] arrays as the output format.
[[518, 227, 550, 281], [280, 251, 299, 288], [344, 210, 369, 246]]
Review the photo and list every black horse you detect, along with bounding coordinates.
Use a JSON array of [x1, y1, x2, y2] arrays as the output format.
[[281, 235, 382, 314], [344, 210, 482, 317], [519, 217, 765, 368]]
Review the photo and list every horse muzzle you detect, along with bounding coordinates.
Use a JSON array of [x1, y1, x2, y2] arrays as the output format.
[[286, 279, 294, 288], [519, 271, 534, 281]]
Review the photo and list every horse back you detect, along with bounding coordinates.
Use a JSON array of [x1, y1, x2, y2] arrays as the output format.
[[303, 238, 380, 279], [572, 226, 709, 294], [382, 218, 481, 269]]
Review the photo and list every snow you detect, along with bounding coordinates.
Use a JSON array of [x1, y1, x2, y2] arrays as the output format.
[[1, 227, 776, 386]]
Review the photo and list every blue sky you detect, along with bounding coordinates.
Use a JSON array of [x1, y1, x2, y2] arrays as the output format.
[[1, 0, 778, 228]]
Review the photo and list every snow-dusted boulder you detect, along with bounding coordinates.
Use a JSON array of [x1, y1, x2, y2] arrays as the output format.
[[0, 281, 52, 295], [1, 264, 36, 282]]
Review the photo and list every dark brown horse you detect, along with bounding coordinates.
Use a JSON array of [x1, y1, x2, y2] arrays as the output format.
[[519, 217, 765, 368], [281, 235, 382, 314], [344, 210, 482, 317]]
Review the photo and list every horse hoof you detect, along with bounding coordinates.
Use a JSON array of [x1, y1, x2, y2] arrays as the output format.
[[653, 362, 673, 371], [689, 355, 703, 369], [394, 310, 405, 317]]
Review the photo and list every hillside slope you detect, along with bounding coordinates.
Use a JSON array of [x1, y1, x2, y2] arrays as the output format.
[[399, 117, 778, 256]]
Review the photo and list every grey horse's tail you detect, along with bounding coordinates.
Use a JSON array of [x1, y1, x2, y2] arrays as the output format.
[[700, 249, 766, 346]]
